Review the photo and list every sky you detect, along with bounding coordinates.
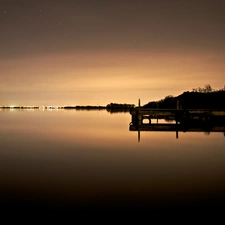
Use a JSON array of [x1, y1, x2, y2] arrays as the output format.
[[1, 0, 225, 106]]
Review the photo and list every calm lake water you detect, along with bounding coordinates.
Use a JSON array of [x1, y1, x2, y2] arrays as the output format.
[[1, 108, 225, 212]]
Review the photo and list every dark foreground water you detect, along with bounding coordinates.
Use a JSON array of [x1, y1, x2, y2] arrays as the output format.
[[1, 108, 225, 214]]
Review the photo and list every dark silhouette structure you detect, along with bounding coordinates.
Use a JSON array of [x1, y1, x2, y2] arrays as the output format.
[[106, 103, 135, 113], [130, 97, 225, 141], [144, 90, 225, 110]]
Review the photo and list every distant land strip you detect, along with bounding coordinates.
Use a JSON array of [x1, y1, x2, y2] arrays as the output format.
[[0, 103, 135, 113]]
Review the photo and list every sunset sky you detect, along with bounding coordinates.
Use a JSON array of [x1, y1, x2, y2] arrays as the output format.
[[1, 0, 225, 106]]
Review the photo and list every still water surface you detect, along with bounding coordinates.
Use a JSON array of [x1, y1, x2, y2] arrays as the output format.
[[1, 109, 225, 211]]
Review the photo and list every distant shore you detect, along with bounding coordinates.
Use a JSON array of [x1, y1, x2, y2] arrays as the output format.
[[0, 103, 135, 113]]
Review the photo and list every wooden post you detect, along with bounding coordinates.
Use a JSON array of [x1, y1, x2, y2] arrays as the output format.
[[138, 128, 140, 142], [176, 99, 179, 109], [138, 99, 140, 111], [138, 98, 142, 125], [176, 119, 178, 139]]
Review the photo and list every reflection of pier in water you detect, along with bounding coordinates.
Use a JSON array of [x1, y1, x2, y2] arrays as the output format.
[[129, 100, 225, 141], [130, 119, 225, 141]]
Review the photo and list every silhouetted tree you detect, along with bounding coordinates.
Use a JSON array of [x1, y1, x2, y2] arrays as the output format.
[[192, 84, 218, 93], [204, 84, 212, 93]]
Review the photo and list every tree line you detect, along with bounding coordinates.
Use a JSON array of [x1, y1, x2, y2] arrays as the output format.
[[192, 84, 225, 93], [143, 84, 225, 109]]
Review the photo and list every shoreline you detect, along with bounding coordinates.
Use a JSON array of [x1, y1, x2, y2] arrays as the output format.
[[0, 103, 135, 110]]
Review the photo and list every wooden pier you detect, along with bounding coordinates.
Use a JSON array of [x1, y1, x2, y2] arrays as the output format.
[[130, 99, 225, 125], [129, 99, 225, 141]]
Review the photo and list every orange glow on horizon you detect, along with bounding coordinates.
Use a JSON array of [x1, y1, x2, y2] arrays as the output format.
[[1, 49, 225, 106]]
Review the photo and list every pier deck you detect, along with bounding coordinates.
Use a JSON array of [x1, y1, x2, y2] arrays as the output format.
[[129, 103, 225, 141], [130, 107, 225, 125]]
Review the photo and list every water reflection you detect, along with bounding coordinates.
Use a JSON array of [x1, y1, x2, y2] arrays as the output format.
[[1, 109, 225, 212], [130, 116, 225, 141]]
